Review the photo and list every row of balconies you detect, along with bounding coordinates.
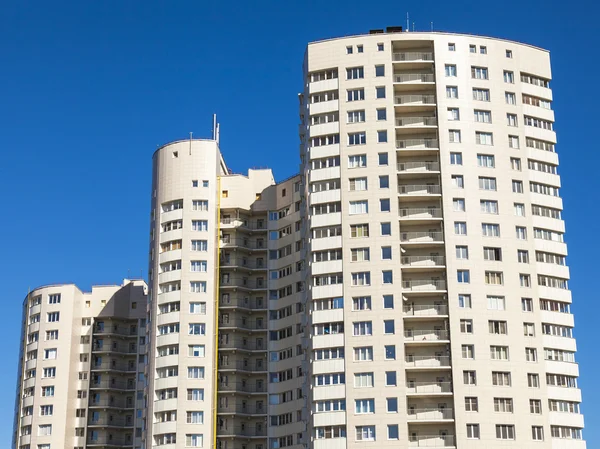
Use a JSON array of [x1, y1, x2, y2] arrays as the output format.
[[219, 336, 266, 351], [219, 318, 267, 331], [220, 277, 267, 290], [221, 257, 267, 270], [220, 217, 268, 231], [219, 295, 267, 311], [219, 359, 267, 373]]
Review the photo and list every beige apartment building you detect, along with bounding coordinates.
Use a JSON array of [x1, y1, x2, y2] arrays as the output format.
[[12, 279, 148, 449], [13, 28, 585, 449]]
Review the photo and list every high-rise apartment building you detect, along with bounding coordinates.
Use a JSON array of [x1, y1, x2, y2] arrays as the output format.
[[12, 279, 148, 449], [13, 29, 585, 449]]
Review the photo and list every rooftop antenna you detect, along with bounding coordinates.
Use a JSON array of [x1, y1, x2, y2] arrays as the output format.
[[406, 12, 409, 32], [212, 114, 217, 140], [189, 132, 193, 155], [412, 22, 415, 32]]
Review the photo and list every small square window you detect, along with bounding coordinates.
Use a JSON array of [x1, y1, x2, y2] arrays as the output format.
[[448, 43, 456, 51], [386, 397, 398, 412], [383, 295, 394, 309], [381, 222, 391, 236], [469, 44, 476, 53], [381, 246, 392, 260], [506, 49, 513, 58], [384, 345, 396, 359], [380, 199, 390, 212], [377, 43, 384, 51], [192, 180, 199, 187], [388, 424, 399, 440], [377, 108, 387, 121], [357, 45, 363, 53], [222, 190, 229, 198], [375, 65, 385, 77], [376, 86, 386, 99], [382, 270, 393, 284], [202, 180, 209, 187], [172, 151, 178, 158], [347, 46, 353, 54], [379, 175, 389, 189], [378, 152, 388, 166], [385, 371, 396, 386], [480, 46, 487, 54], [384, 320, 395, 334], [377, 130, 388, 143]]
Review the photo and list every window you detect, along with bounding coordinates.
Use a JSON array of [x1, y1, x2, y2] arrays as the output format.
[[380, 222, 391, 236], [189, 345, 205, 357], [518, 250, 529, 263], [511, 158, 522, 170], [508, 135, 520, 148], [456, 245, 469, 259], [349, 200, 368, 215], [387, 424, 399, 440], [507, 113, 518, 127], [529, 373, 541, 388], [524, 323, 535, 336], [188, 323, 206, 335], [348, 154, 367, 168], [353, 321, 372, 336], [453, 198, 465, 211], [505, 92, 516, 104], [526, 347, 538, 362], [356, 426, 376, 441], [459, 294, 472, 309], [38, 424, 52, 436], [520, 274, 532, 287], [350, 224, 369, 238], [347, 88, 365, 102], [384, 320, 395, 334], [462, 345, 474, 359], [448, 43, 455, 51], [376, 86, 386, 98], [465, 397, 478, 412], [448, 107, 460, 120], [480, 45, 487, 54], [467, 424, 480, 439], [187, 411, 204, 424], [354, 346, 373, 361], [378, 152, 388, 165], [191, 240, 208, 251], [506, 49, 513, 58], [347, 67, 364, 79], [446, 86, 458, 98], [464, 370, 476, 385], [476, 132, 493, 145], [48, 294, 61, 304], [384, 345, 396, 360], [494, 398, 514, 413], [347, 110, 366, 123], [445, 64, 457, 77], [523, 94, 552, 109], [516, 226, 527, 240], [357, 45, 363, 53], [521, 73, 550, 88], [457, 270, 470, 283], [449, 129, 461, 143], [452, 175, 464, 188], [385, 371, 396, 386], [471, 66, 488, 79], [41, 386, 55, 397], [192, 220, 208, 231], [349, 177, 367, 191], [190, 302, 206, 314], [188, 367, 205, 379], [486, 271, 503, 285], [377, 130, 387, 143], [469, 44, 476, 53], [355, 399, 375, 414], [460, 319, 473, 333], [47, 312, 59, 322], [493, 371, 511, 386], [487, 295, 506, 310], [483, 247, 502, 261], [474, 109, 492, 123], [351, 248, 370, 262], [348, 132, 367, 145], [190, 282, 206, 293], [504, 70, 514, 83], [532, 426, 544, 441], [477, 154, 495, 167], [377, 108, 387, 121], [354, 372, 374, 388], [190, 261, 207, 272], [490, 345, 509, 360], [450, 152, 463, 165], [346, 46, 353, 54], [479, 177, 496, 190], [40, 405, 54, 416], [481, 200, 498, 214], [44, 348, 57, 360], [455, 222, 467, 235], [377, 43, 384, 51], [192, 200, 209, 211], [473, 88, 490, 101], [375, 65, 385, 77], [380, 199, 390, 212], [522, 298, 534, 312], [383, 295, 394, 309], [379, 175, 389, 189], [496, 425, 515, 440]]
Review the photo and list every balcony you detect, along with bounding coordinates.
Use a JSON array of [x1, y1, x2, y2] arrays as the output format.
[[402, 279, 447, 292], [220, 238, 267, 252], [405, 355, 451, 369], [399, 208, 443, 221], [220, 258, 267, 271], [91, 361, 137, 372], [396, 138, 439, 150], [93, 326, 138, 338], [397, 161, 440, 173], [219, 297, 267, 311], [398, 185, 441, 199], [400, 231, 444, 245], [406, 381, 453, 395], [408, 434, 456, 447], [220, 218, 267, 232], [219, 337, 266, 352], [403, 304, 448, 317], [404, 329, 449, 343], [395, 94, 436, 106], [219, 360, 267, 373], [89, 398, 135, 409], [92, 343, 137, 354], [218, 382, 267, 394], [407, 408, 454, 421], [88, 416, 134, 428], [396, 116, 437, 127], [394, 73, 435, 84], [219, 318, 267, 332], [89, 379, 137, 391], [87, 436, 133, 447], [393, 52, 434, 62], [217, 404, 267, 415], [220, 278, 267, 291], [217, 426, 266, 438], [401, 255, 445, 269]]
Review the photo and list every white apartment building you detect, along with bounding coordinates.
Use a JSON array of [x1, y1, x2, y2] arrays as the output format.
[[299, 28, 584, 449], [12, 279, 148, 449]]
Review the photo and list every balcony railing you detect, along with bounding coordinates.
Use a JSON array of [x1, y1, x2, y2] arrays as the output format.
[[90, 379, 137, 390], [405, 355, 451, 368], [394, 73, 435, 83], [407, 381, 452, 394], [221, 238, 267, 250], [393, 52, 434, 62], [89, 398, 135, 408], [94, 326, 138, 337], [396, 138, 439, 149], [219, 297, 267, 310], [87, 436, 132, 446], [399, 208, 442, 219], [408, 435, 456, 447], [217, 426, 266, 437], [401, 256, 445, 267], [396, 116, 438, 127], [408, 408, 454, 420], [219, 319, 267, 331], [91, 361, 137, 372], [397, 161, 440, 172], [398, 185, 441, 195], [221, 218, 267, 230], [218, 382, 267, 394], [404, 329, 449, 341], [400, 231, 444, 243], [220, 259, 267, 270], [217, 405, 267, 415], [219, 337, 266, 351], [219, 360, 267, 372], [92, 343, 137, 354], [220, 278, 267, 290], [402, 280, 447, 291], [403, 304, 448, 316], [395, 94, 436, 105], [88, 416, 134, 427]]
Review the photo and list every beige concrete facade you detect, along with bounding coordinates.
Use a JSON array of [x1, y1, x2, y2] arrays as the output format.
[[13, 279, 148, 449], [299, 30, 584, 449]]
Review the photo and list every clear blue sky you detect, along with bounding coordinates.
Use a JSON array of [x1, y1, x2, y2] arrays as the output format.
[[1, 0, 597, 444]]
